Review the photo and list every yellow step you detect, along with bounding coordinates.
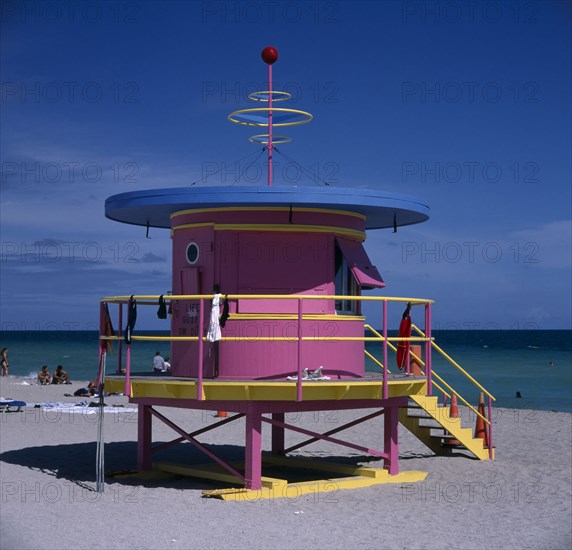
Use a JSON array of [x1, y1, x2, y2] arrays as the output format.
[[400, 394, 493, 460]]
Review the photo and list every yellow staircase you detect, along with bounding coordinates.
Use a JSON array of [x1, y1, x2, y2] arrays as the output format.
[[399, 394, 493, 460]]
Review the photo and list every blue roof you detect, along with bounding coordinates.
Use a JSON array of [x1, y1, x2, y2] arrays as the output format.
[[105, 186, 430, 230]]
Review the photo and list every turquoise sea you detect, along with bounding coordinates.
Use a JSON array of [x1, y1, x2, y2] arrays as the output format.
[[1, 330, 570, 412]]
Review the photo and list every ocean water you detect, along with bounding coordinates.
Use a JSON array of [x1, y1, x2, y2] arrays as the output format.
[[1, 330, 570, 412], [367, 330, 572, 413]]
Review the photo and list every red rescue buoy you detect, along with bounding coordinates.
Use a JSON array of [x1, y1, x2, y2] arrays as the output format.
[[396, 303, 412, 370]]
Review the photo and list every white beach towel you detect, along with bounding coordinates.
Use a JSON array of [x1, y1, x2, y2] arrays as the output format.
[[206, 293, 222, 342], [32, 402, 137, 414]]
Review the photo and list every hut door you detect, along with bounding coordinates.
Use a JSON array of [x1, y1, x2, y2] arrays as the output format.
[[180, 268, 200, 340], [181, 246, 215, 378], [171, 268, 200, 377]]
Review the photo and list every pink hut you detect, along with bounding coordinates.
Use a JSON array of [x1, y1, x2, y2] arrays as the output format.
[[100, 48, 495, 500]]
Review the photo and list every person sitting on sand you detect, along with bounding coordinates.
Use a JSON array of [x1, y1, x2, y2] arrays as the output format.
[[37, 366, 51, 385], [163, 356, 171, 373], [52, 365, 71, 384], [1, 347, 8, 377]]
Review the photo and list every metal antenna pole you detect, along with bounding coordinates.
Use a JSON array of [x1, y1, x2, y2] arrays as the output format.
[[267, 62, 273, 186], [228, 47, 312, 184]]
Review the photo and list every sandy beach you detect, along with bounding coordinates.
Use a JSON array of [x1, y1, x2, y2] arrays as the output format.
[[1, 376, 570, 550]]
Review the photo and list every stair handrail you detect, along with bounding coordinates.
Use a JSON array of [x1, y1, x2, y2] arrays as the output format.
[[394, 349, 490, 423], [365, 324, 490, 426], [411, 324, 496, 401], [364, 324, 452, 401], [411, 364, 490, 426], [411, 324, 495, 457], [364, 349, 388, 372]]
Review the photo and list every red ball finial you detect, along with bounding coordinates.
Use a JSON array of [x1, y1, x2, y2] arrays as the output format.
[[261, 46, 279, 65]]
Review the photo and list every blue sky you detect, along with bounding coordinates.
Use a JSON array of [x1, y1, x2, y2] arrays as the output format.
[[1, 0, 571, 331]]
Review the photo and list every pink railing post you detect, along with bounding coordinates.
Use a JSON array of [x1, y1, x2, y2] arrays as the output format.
[[117, 303, 123, 374], [97, 301, 105, 385], [487, 395, 493, 459], [296, 297, 303, 402], [405, 309, 411, 375], [382, 300, 388, 400], [197, 297, 204, 401], [124, 345, 131, 395], [124, 298, 132, 396], [425, 303, 432, 395]]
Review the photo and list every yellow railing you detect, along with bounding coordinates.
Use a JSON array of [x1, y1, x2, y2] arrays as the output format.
[[101, 294, 434, 305], [364, 349, 387, 372], [411, 324, 495, 402], [99, 292, 495, 458], [100, 293, 433, 404], [100, 294, 493, 428], [365, 323, 491, 425], [365, 324, 451, 402]]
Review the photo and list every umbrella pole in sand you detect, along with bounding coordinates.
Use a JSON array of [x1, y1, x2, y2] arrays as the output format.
[[96, 352, 106, 492]]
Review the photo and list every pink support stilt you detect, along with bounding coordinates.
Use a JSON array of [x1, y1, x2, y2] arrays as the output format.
[[384, 404, 399, 475], [137, 404, 152, 470], [382, 300, 388, 400], [245, 405, 263, 490], [271, 412, 285, 454]]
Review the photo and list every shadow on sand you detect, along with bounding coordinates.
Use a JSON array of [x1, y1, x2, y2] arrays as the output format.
[[1, 441, 391, 491]]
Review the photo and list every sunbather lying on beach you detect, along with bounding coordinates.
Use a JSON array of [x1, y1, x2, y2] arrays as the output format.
[[73, 380, 98, 397], [52, 365, 71, 384], [37, 366, 51, 385]]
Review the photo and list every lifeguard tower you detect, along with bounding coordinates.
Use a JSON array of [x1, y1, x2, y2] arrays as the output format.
[[100, 48, 495, 500]]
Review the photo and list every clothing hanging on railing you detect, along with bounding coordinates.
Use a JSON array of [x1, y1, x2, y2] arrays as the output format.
[[124, 296, 137, 345], [207, 294, 222, 342]]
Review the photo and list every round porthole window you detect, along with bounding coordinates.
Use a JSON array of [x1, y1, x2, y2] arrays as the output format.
[[186, 242, 199, 265]]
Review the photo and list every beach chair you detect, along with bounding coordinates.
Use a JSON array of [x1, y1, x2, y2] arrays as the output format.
[[0, 399, 27, 413]]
